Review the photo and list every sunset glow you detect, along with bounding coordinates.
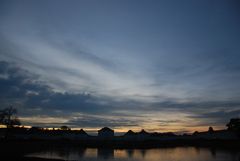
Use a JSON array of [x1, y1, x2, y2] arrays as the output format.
[[0, 0, 240, 133]]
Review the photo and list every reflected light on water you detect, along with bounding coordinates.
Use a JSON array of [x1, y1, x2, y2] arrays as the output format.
[[26, 147, 240, 161]]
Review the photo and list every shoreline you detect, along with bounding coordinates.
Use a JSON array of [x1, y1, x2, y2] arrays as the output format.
[[1, 138, 240, 149], [1, 139, 240, 161]]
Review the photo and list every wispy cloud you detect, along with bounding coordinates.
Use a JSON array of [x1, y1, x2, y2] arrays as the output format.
[[0, 60, 240, 132], [0, 0, 240, 132]]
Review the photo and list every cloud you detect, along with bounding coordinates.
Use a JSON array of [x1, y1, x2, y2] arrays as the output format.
[[1, 27, 240, 104], [188, 109, 240, 126], [0, 60, 240, 132], [0, 33, 161, 103], [149, 101, 240, 112], [0, 1, 240, 132], [68, 114, 139, 128], [0, 61, 110, 114], [0, 61, 142, 130], [190, 109, 240, 119]]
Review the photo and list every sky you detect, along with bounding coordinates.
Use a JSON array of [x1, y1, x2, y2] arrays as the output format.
[[0, 0, 240, 134]]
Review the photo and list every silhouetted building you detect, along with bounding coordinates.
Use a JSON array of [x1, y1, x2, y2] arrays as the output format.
[[134, 129, 150, 140], [138, 129, 149, 137], [98, 127, 114, 137], [192, 129, 239, 140], [124, 130, 136, 136], [74, 129, 89, 139], [78, 129, 87, 135]]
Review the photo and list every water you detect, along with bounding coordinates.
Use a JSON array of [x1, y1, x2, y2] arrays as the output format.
[[26, 147, 240, 161]]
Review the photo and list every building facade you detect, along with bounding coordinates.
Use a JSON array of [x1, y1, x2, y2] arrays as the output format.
[[98, 127, 114, 137]]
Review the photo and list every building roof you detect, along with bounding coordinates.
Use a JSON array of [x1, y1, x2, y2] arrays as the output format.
[[98, 127, 114, 132], [124, 130, 136, 136], [139, 129, 148, 134], [78, 129, 88, 135]]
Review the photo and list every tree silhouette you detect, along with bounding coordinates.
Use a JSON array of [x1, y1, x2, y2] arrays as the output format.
[[0, 106, 21, 139], [0, 106, 21, 128], [208, 127, 214, 133], [226, 118, 240, 131], [60, 126, 71, 130]]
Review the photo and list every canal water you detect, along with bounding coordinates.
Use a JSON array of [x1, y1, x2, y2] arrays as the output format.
[[26, 147, 240, 161]]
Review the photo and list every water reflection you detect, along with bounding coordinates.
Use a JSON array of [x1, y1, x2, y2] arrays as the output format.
[[126, 149, 134, 158], [98, 148, 114, 159], [210, 148, 216, 158], [26, 147, 240, 161]]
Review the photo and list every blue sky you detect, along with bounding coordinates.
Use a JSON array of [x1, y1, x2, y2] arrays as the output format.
[[0, 0, 240, 133]]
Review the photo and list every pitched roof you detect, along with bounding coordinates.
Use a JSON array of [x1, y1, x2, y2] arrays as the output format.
[[139, 129, 148, 134], [98, 127, 114, 132], [124, 130, 136, 136], [78, 129, 88, 135]]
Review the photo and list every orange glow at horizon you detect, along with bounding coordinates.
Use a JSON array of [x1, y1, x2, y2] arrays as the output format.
[[0, 124, 225, 134], [12, 111, 227, 134]]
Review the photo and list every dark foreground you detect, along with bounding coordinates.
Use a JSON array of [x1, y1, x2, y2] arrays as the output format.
[[1, 139, 240, 161]]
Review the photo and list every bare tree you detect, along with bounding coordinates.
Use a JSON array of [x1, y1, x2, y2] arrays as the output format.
[[0, 106, 21, 128], [0, 106, 21, 139], [60, 126, 71, 131]]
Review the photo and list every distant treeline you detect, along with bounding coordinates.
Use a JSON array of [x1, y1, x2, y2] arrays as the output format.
[[1, 107, 240, 141]]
